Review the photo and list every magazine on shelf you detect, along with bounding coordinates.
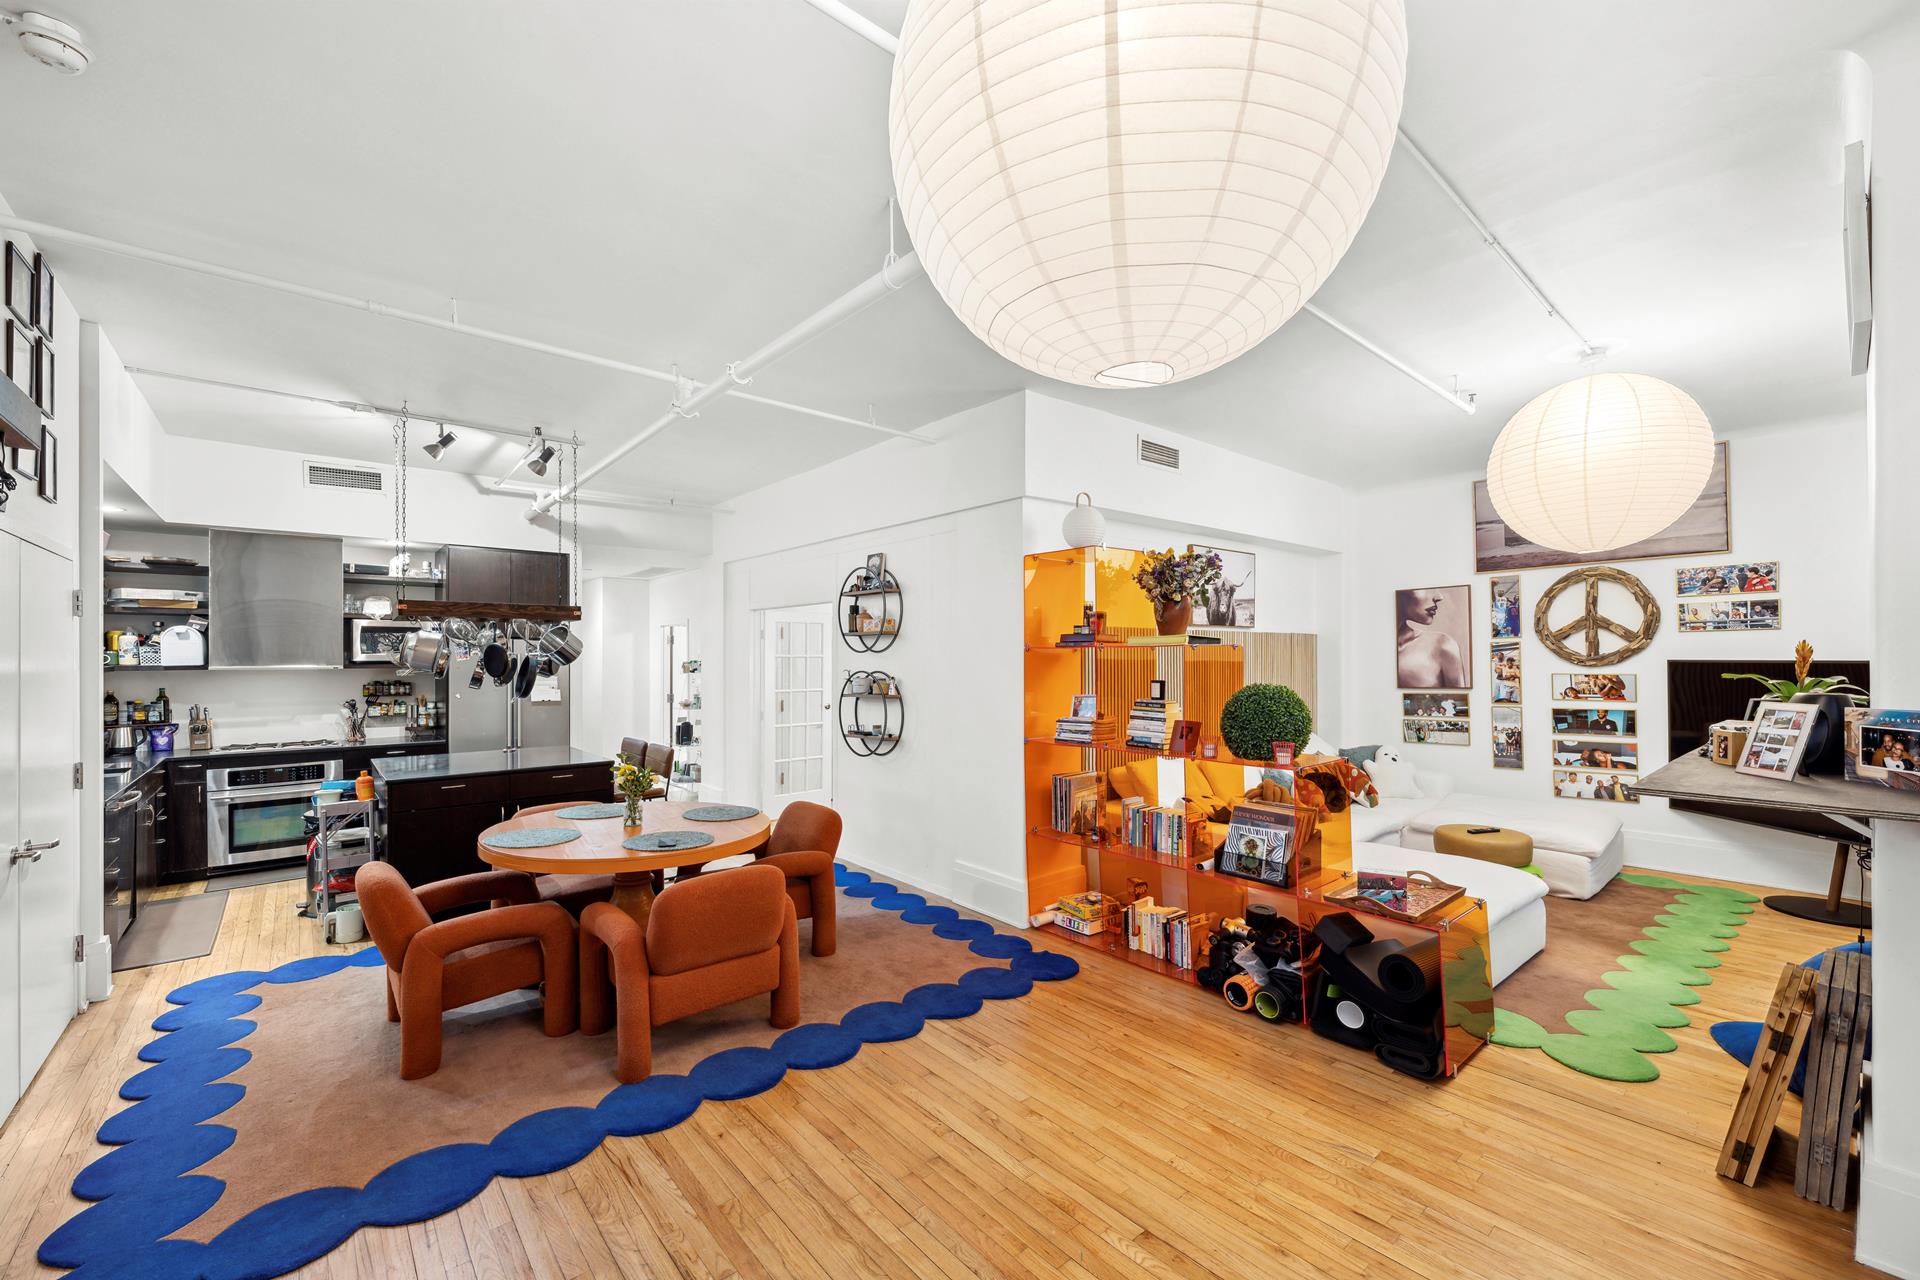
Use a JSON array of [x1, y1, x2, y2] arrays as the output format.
[[1214, 802, 1295, 886]]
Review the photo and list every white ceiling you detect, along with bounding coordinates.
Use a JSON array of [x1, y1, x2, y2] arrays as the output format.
[[0, 1, 1901, 504]]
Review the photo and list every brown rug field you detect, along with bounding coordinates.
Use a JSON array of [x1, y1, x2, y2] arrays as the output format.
[[1497, 878, 1678, 1033], [171, 887, 1007, 1241]]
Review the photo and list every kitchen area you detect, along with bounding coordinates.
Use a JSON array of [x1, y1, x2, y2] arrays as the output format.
[[100, 526, 610, 959]]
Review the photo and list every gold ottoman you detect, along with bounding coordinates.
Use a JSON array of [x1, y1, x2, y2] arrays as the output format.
[[1431, 823, 1534, 869]]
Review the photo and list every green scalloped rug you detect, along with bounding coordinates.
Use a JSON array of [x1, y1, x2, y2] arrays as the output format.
[[1490, 873, 1758, 1082]]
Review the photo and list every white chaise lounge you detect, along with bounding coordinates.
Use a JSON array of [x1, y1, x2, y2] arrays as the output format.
[[1352, 840, 1548, 986]]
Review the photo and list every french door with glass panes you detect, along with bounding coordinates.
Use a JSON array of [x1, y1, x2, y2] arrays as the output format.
[[760, 606, 832, 815]]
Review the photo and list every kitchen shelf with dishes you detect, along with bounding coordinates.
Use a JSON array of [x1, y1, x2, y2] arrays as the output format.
[[1022, 546, 1492, 1078]]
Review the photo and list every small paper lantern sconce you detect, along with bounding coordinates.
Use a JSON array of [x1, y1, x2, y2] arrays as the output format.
[[1062, 493, 1106, 548]]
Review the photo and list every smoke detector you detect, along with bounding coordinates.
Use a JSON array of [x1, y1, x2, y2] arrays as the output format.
[[7, 12, 90, 75]]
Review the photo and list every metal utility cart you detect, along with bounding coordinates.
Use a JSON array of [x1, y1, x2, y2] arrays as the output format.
[[301, 797, 374, 936]]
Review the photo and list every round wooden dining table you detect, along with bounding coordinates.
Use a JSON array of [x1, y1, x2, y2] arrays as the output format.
[[476, 800, 770, 928]]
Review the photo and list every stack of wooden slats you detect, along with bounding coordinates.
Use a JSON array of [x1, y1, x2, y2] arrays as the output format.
[[1797, 948, 1872, 1210]]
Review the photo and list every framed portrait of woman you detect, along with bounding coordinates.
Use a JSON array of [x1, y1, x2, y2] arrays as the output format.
[[1394, 585, 1471, 689]]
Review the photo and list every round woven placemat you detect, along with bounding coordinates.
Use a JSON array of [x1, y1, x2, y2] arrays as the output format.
[[683, 804, 760, 822], [552, 803, 627, 821], [481, 827, 582, 850], [621, 831, 715, 852]]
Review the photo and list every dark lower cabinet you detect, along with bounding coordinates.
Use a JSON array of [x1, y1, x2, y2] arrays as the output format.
[[168, 771, 209, 880], [378, 770, 606, 888]]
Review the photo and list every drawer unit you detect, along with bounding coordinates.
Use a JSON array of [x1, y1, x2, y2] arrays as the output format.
[[508, 766, 603, 801], [390, 773, 508, 812]]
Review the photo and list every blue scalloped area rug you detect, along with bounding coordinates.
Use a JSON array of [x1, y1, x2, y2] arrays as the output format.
[[41, 863, 1076, 1280]]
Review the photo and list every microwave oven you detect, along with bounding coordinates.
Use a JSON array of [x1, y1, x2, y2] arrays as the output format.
[[346, 618, 415, 665]]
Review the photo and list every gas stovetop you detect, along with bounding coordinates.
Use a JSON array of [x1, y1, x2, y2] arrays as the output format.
[[214, 739, 342, 753]]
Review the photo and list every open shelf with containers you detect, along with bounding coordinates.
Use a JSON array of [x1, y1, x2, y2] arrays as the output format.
[[1022, 546, 1492, 1078]]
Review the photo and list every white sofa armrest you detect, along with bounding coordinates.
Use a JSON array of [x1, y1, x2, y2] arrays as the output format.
[[1413, 769, 1456, 800]]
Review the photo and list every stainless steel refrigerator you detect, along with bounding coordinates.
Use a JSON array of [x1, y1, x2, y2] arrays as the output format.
[[448, 662, 572, 752]]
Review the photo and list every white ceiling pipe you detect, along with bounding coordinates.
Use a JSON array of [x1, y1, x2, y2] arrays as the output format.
[[1393, 131, 1598, 357], [0, 214, 916, 442], [529, 251, 926, 516], [489, 479, 723, 516], [125, 366, 543, 445], [799, 0, 897, 54], [1300, 305, 1478, 415]]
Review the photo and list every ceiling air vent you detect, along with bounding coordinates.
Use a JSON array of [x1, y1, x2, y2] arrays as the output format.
[[1137, 436, 1181, 471], [302, 460, 384, 493]]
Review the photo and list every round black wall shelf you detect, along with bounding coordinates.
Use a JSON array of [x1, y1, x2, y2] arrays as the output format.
[[839, 566, 901, 652], [839, 669, 903, 758]]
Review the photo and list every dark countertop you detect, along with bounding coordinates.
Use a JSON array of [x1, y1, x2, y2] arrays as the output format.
[[103, 739, 449, 802], [373, 746, 612, 784]]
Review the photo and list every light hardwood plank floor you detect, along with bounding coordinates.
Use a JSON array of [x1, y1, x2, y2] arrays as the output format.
[[0, 868, 1874, 1279]]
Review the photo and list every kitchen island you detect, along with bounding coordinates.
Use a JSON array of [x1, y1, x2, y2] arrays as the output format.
[[374, 746, 613, 885]]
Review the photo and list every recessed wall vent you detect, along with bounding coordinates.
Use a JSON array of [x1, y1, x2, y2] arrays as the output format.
[[302, 460, 385, 493], [1137, 436, 1181, 471]]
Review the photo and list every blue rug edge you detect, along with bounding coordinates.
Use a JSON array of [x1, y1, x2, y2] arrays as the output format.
[[42, 862, 1076, 1278]]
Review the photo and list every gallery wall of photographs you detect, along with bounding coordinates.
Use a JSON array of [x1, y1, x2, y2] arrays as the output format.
[[1550, 677, 1639, 802], [3, 238, 57, 505], [1489, 575, 1522, 769], [1676, 560, 1780, 633], [1394, 584, 1472, 744]]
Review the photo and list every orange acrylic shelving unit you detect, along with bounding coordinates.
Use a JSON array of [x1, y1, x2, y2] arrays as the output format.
[[1022, 546, 1493, 1078]]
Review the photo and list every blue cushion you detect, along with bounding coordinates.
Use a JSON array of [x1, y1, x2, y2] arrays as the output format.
[[1339, 744, 1381, 767]]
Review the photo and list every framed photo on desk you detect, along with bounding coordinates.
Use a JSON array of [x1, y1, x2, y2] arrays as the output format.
[[1735, 703, 1814, 780]]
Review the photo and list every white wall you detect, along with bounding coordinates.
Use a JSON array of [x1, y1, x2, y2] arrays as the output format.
[[1343, 413, 1873, 893], [706, 396, 1029, 920], [569, 576, 649, 756], [1857, 13, 1920, 1276]]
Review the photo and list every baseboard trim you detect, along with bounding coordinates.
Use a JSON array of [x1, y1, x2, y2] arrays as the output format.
[[1858, 1123, 1920, 1277], [1622, 826, 1866, 897], [950, 857, 1029, 929]]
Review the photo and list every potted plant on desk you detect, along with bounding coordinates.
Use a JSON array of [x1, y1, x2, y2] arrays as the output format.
[[1133, 547, 1224, 636], [613, 753, 658, 831], [1724, 641, 1868, 775]]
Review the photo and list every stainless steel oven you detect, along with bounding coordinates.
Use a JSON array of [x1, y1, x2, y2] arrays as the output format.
[[207, 759, 344, 869]]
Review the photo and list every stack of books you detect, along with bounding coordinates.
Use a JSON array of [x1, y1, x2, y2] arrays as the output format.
[[1125, 697, 1181, 750], [1122, 634, 1224, 647], [1052, 891, 1116, 936], [1119, 797, 1186, 856], [1049, 771, 1102, 838], [1055, 711, 1116, 744], [1122, 897, 1189, 964]]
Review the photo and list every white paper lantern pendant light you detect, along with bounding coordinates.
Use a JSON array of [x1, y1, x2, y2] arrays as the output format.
[[1486, 372, 1715, 555], [1061, 492, 1107, 547], [888, 0, 1409, 389]]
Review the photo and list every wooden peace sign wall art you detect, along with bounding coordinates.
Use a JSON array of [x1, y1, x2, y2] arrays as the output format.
[[1533, 566, 1661, 667]]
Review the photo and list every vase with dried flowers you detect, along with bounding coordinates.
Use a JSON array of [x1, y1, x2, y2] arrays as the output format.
[[1132, 547, 1224, 636], [1725, 641, 1868, 775], [612, 753, 657, 830]]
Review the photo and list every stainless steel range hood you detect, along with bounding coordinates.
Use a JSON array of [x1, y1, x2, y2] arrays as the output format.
[[209, 531, 345, 668]]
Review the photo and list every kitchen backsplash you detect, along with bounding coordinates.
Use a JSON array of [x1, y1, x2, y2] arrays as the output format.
[[102, 667, 425, 748]]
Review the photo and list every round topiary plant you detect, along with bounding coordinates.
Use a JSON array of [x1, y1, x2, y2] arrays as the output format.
[[1218, 683, 1313, 762]]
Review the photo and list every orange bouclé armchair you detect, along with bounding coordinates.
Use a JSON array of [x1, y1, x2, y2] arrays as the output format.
[[357, 861, 580, 1081], [578, 863, 799, 1083], [755, 800, 842, 957]]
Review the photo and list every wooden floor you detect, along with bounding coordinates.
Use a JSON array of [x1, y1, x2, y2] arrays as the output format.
[[0, 868, 1874, 1280]]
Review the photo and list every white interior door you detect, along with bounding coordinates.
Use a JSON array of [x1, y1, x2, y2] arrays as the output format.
[[17, 540, 77, 1091], [761, 606, 832, 816], [0, 536, 22, 1110]]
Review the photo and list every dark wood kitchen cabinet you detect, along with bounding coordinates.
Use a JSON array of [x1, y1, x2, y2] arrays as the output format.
[[374, 748, 610, 888], [444, 545, 567, 608], [163, 759, 209, 880]]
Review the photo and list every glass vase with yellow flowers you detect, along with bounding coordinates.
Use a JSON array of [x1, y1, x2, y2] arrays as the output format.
[[612, 753, 657, 830]]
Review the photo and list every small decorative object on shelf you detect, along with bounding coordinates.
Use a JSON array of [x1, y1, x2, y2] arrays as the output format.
[[839, 560, 902, 652], [839, 669, 903, 757], [612, 752, 657, 829], [1061, 491, 1106, 548], [1131, 546, 1222, 636], [1724, 640, 1868, 777]]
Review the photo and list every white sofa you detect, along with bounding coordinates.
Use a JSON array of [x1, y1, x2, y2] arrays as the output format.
[[1352, 840, 1548, 986], [1353, 765, 1624, 901], [1399, 796, 1624, 900]]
